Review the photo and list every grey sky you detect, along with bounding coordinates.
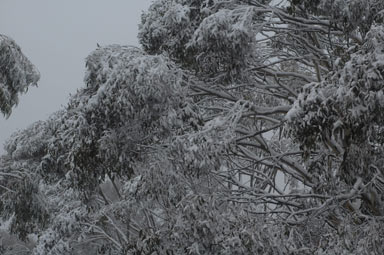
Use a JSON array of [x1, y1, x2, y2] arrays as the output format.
[[0, 0, 152, 154]]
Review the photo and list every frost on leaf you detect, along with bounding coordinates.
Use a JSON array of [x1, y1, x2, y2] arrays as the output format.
[[0, 34, 40, 117]]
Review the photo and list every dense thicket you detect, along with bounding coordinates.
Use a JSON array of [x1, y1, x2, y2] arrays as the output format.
[[1, 0, 384, 254]]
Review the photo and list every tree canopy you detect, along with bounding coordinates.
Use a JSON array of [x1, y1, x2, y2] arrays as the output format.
[[1, 0, 384, 254], [0, 34, 40, 117]]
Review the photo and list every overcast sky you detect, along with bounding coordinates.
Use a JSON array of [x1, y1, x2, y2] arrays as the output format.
[[0, 0, 152, 154]]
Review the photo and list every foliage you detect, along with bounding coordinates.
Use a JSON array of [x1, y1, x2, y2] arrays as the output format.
[[40, 45, 186, 197], [1, 0, 384, 254], [0, 34, 39, 117], [139, 0, 261, 80]]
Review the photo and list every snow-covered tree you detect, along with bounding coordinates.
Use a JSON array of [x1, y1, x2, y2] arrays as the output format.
[[39, 45, 187, 197], [1, 0, 384, 254], [0, 34, 40, 117], [135, 0, 384, 253]]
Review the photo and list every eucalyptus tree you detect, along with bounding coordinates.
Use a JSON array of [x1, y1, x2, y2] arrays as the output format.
[[0, 34, 39, 117], [137, 0, 384, 253], [1, 0, 384, 254]]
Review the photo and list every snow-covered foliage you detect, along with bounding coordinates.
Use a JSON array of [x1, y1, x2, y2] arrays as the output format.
[[287, 25, 384, 176], [4, 114, 60, 161], [188, 7, 256, 77], [1, 0, 384, 254], [139, 0, 260, 80], [0, 34, 39, 117], [38, 45, 188, 197], [290, 0, 384, 35], [0, 156, 49, 242], [139, 0, 193, 56]]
